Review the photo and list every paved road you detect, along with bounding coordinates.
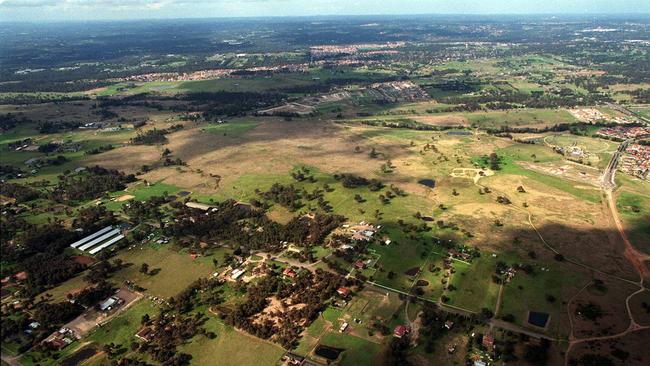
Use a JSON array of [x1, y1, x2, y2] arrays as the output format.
[[600, 138, 631, 190], [605, 102, 650, 124]]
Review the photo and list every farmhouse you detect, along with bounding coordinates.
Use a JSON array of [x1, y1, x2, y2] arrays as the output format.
[[393, 325, 411, 338], [45, 328, 75, 350], [349, 223, 378, 241], [135, 326, 154, 342], [449, 249, 472, 262], [282, 267, 297, 278], [336, 287, 351, 297], [482, 334, 495, 348]]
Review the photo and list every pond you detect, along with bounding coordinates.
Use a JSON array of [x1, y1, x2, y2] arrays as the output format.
[[61, 345, 98, 366], [418, 179, 436, 188], [315, 345, 344, 360], [528, 311, 550, 328]]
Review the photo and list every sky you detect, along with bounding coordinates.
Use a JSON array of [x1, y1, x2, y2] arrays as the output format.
[[1, 0, 649, 22]]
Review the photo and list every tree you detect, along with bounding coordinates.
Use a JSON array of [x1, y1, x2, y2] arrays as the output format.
[[140, 263, 150, 274]]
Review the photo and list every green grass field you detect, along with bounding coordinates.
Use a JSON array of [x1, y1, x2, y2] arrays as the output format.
[[178, 317, 285, 366], [87, 299, 158, 346], [317, 332, 383, 366], [494, 144, 602, 203], [616, 190, 650, 255], [444, 257, 500, 312], [109, 245, 225, 299], [465, 109, 577, 129], [544, 134, 614, 153]]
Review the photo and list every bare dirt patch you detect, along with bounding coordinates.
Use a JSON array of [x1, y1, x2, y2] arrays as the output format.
[[64, 288, 141, 337], [116, 194, 135, 202], [569, 328, 650, 366], [628, 290, 650, 326], [569, 279, 639, 339], [411, 115, 469, 127]]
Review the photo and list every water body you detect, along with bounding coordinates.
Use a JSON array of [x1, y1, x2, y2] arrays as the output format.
[[315, 345, 344, 360], [528, 311, 550, 328], [418, 179, 436, 188]]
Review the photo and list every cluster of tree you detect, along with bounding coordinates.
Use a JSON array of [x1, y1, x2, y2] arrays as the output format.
[[134, 311, 203, 366], [360, 118, 460, 131], [225, 269, 346, 348], [130, 124, 183, 145], [260, 183, 303, 211], [91, 107, 119, 120], [0, 93, 90, 105], [0, 80, 113, 93], [163, 157, 187, 167], [73, 205, 118, 233], [290, 167, 317, 183], [624, 88, 650, 104], [485, 121, 631, 136], [0, 182, 42, 203], [575, 302, 603, 321], [84, 259, 127, 284], [0, 210, 30, 246], [71, 281, 116, 308], [85, 144, 115, 155], [122, 196, 166, 227], [21, 254, 86, 296], [442, 88, 610, 109], [284, 214, 345, 245], [0, 164, 24, 179], [0, 113, 33, 131], [167, 199, 343, 253], [169, 277, 225, 314], [334, 173, 384, 191], [37, 120, 82, 134], [37, 142, 61, 153], [34, 301, 84, 332], [32, 155, 69, 168], [189, 91, 285, 119], [50, 166, 136, 202]]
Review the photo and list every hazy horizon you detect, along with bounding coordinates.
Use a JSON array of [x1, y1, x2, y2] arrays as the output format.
[[2, 0, 650, 22]]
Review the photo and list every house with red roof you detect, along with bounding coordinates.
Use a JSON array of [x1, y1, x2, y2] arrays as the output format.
[[393, 325, 411, 338], [337, 287, 351, 298]]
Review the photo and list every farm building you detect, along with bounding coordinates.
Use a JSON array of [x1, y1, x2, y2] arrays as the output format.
[[482, 334, 494, 348], [185, 201, 214, 211], [282, 267, 297, 278], [337, 287, 351, 297], [231, 268, 246, 280], [70, 226, 124, 255], [135, 326, 154, 342], [339, 321, 349, 332], [99, 296, 123, 312], [393, 325, 411, 338]]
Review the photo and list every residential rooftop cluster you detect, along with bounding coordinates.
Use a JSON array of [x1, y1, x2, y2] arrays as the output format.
[[596, 126, 650, 140], [620, 144, 650, 180]]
